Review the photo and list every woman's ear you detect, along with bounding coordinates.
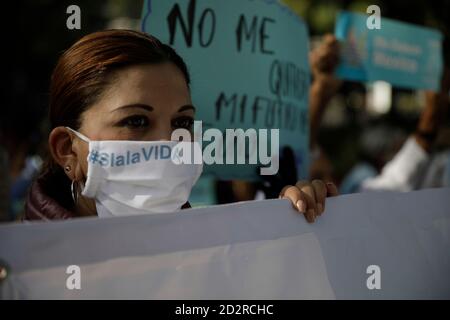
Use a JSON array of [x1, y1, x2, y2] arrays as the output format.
[[48, 127, 81, 181]]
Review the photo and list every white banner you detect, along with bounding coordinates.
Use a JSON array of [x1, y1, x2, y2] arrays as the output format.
[[1, 188, 450, 299]]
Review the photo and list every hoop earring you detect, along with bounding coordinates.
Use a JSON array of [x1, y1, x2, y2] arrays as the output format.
[[71, 181, 79, 205]]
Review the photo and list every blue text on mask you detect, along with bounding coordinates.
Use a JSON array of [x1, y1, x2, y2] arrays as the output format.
[[88, 145, 172, 167]]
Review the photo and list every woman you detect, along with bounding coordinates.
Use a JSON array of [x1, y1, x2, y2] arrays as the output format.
[[25, 29, 338, 222]]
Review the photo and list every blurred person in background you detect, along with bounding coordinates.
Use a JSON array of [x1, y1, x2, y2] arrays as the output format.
[[0, 125, 44, 221], [309, 34, 342, 183], [358, 72, 450, 192], [339, 123, 407, 194], [309, 34, 450, 193]]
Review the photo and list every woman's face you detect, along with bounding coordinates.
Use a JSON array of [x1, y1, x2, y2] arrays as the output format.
[[71, 62, 194, 179]]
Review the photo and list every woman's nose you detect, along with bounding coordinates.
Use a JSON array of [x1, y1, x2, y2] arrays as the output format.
[[145, 125, 173, 141]]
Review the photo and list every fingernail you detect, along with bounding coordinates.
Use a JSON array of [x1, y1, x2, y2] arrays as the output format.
[[296, 200, 306, 213], [307, 209, 316, 223], [317, 203, 323, 215]]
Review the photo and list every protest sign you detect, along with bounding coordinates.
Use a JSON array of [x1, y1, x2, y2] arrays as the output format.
[[141, 0, 310, 180], [335, 11, 443, 90], [1, 188, 449, 299]]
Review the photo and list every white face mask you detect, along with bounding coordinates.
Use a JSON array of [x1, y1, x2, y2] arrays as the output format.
[[66, 127, 203, 218]]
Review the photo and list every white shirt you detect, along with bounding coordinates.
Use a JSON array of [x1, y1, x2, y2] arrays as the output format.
[[360, 136, 450, 192]]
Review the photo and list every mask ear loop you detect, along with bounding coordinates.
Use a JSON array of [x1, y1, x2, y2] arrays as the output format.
[[65, 127, 90, 205], [71, 181, 79, 205], [65, 127, 91, 143]]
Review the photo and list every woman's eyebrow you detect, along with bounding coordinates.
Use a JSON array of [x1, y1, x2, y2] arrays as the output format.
[[178, 105, 196, 112], [112, 103, 154, 112]]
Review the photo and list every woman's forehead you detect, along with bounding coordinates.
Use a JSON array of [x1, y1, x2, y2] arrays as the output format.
[[92, 63, 192, 113], [109, 63, 189, 95]]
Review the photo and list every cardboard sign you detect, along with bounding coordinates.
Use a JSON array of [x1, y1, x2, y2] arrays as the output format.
[[141, 0, 310, 180]]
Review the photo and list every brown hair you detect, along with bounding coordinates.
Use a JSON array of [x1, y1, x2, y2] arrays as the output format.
[[39, 29, 190, 210]]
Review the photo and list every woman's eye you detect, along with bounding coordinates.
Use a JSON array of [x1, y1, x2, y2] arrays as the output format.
[[172, 117, 194, 130], [119, 115, 150, 128]]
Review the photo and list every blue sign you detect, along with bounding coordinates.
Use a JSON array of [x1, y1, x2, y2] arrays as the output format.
[[141, 0, 310, 181], [335, 11, 443, 91], [188, 175, 217, 207]]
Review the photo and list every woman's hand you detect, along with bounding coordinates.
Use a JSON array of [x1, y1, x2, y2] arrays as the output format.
[[279, 180, 339, 223]]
